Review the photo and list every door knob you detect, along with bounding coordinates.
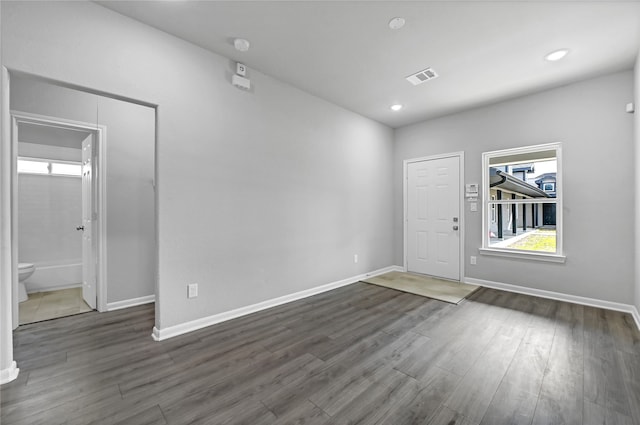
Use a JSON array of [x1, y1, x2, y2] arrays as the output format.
[[453, 225, 459, 231], [76, 225, 85, 231]]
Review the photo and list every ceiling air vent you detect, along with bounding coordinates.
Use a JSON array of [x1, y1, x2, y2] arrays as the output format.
[[406, 67, 439, 85]]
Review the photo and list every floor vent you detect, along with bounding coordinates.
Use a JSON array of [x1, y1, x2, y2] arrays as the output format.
[[406, 67, 439, 85]]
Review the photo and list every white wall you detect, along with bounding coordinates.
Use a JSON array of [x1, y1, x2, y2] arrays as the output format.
[[18, 144, 82, 292], [0, 0, 19, 385], [1, 0, 395, 336], [10, 76, 156, 304], [395, 71, 635, 304], [635, 51, 640, 315]]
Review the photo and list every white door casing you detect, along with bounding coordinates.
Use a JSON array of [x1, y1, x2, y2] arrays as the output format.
[[81, 135, 97, 309], [406, 155, 461, 280]]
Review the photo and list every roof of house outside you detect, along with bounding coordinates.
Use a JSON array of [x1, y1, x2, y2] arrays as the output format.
[[490, 168, 550, 198], [534, 173, 557, 184]]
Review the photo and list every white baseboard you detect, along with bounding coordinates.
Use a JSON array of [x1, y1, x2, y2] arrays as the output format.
[[632, 306, 640, 331], [383, 265, 405, 273], [107, 294, 155, 312], [0, 361, 19, 385], [465, 277, 640, 331], [152, 265, 402, 341]]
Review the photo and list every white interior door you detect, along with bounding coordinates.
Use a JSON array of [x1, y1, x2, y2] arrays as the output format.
[[407, 156, 460, 280], [81, 135, 96, 309]]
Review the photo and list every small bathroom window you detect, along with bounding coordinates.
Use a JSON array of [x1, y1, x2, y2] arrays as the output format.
[[17, 159, 49, 174], [18, 157, 82, 177], [51, 163, 82, 177]]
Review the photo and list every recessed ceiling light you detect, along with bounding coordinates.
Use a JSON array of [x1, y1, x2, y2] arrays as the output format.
[[390, 104, 403, 111], [388, 17, 406, 30], [545, 49, 569, 62], [234, 38, 250, 52]]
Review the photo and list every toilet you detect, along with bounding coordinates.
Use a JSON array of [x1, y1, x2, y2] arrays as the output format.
[[18, 263, 35, 303]]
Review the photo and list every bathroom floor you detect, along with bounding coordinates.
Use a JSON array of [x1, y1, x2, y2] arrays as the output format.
[[19, 287, 93, 325]]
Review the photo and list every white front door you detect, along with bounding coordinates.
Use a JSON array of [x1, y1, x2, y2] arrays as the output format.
[[81, 135, 96, 309], [407, 156, 460, 280]]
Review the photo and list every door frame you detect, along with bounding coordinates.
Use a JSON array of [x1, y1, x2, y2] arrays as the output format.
[[403, 151, 465, 281], [10, 110, 108, 327]]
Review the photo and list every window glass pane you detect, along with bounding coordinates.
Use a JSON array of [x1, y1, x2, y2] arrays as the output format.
[[17, 159, 49, 174], [51, 162, 82, 176], [488, 159, 557, 199], [487, 201, 556, 253]]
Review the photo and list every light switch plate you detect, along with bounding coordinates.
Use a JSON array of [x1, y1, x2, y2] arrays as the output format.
[[187, 283, 198, 298]]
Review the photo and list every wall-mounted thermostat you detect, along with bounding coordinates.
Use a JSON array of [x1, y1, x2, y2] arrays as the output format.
[[627, 102, 635, 114], [465, 183, 479, 198]]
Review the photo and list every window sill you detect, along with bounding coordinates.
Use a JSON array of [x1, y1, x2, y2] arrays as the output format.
[[479, 248, 566, 263]]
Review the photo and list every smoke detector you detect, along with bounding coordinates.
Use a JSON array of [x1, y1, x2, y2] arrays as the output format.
[[388, 17, 405, 30], [234, 38, 250, 52], [406, 67, 439, 85]]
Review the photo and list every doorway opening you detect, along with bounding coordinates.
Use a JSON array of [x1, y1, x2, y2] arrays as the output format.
[[1, 70, 157, 386], [12, 112, 106, 325]]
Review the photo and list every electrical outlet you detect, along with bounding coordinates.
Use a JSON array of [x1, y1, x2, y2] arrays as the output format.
[[354, 254, 358, 264], [470, 256, 477, 265], [187, 283, 198, 298]]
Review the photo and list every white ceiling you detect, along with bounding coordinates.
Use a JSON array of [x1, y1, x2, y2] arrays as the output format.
[[18, 122, 90, 149], [96, 1, 640, 128]]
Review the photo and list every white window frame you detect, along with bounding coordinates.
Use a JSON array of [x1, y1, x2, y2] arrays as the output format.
[[490, 194, 497, 223], [480, 142, 565, 263], [17, 156, 82, 178]]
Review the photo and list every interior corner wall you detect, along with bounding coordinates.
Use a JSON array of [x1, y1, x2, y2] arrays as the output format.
[[0, 1, 395, 331], [395, 70, 635, 304], [635, 50, 640, 315]]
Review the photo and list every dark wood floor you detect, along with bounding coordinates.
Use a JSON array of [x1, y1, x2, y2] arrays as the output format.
[[1, 283, 640, 425]]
